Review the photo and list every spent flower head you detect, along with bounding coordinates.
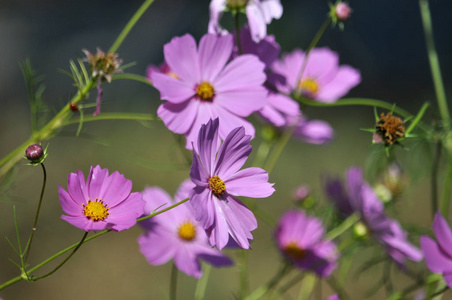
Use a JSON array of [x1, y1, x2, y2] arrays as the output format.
[[82, 48, 122, 83], [189, 118, 275, 250], [373, 112, 405, 146], [59, 165, 145, 232]]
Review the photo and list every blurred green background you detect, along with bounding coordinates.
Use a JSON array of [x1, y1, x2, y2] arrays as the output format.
[[0, 0, 451, 299]]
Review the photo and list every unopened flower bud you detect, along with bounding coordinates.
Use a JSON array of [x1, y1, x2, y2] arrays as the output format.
[[293, 185, 310, 202], [335, 2, 351, 21], [353, 222, 369, 239], [25, 144, 44, 163]]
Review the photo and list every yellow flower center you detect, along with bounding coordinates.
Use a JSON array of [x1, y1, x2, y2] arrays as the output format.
[[83, 199, 110, 221], [208, 175, 226, 196], [196, 82, 215, 101], [284, 241, 306, 259], [298, 78, 319, 96], [178, 222, 197, 241], [227, 0, 248, 9]]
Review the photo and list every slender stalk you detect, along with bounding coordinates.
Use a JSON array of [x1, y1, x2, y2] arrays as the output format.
[[63, 112, 156, 126], [0, 198, 189, 290], [24, 163, 47, 264], [108, 0, 156, 54], [30, 232, 88, 281], [440, 150, 452, 216], [244, 263, 292, 300], [327, 276, 350, 300], [325, 213, 359, 240], [419, 0, 450, 127], [112, 73, 154, 87], [170, 263, 178, 300], [431, 141, 442, 217], [264, 126, 296, 175], [238, 250, 250, 299], [194, 264, 211, 300], [296, 18, 331, 90], [235, 12, 243, 54]]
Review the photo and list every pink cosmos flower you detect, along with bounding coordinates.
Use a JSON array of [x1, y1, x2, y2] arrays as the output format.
[[420, 212, 452, 288], [208, 0, 283, 42], [189, 118, 275, 250], [152, 33, 267, 149], [59, 165, 145, 232], [291, 116, 334, 145], [146, 61, 176, 83], [326, 167, 423, 266], [138, 180, 232, 278], [272, 48, 361, 103], [275, 210, 338, 278]]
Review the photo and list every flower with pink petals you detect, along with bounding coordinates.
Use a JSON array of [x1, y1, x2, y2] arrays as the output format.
[[291, 116, 334, 145], [189, 118, 275, 250], [208, 0, 283, 42], [420, 212, 452, 288], [272, 48, 361, 103], [275, 210, 338, 278], [138, 180, 232, 278], [59, 165, 145, 232], [326, 167, 423, 265], [152, 33, 267, 149]]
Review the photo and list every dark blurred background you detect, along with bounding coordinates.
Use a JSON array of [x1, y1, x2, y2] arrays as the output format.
[[0, 0, 450, 299]]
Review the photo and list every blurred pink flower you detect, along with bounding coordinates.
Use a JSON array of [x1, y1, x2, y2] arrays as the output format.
[[208, 0, 283, 42], [59, 165, 145, 232], [152, 33, 267, 149]]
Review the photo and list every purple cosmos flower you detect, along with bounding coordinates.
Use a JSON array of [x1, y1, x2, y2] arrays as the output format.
[[146, 61, 178, 83], [208, 0, 283, 42], [326, 167, 423, 265], [290, 116, 334, 145], [152, 33, 267, 149], [59, 165, 145, 232], [420, 212, 452, 288], [272, 48, 361, 103], [275, 210, 338, 278], [189, 118, 275, 250], [138, 180, 232, 279]]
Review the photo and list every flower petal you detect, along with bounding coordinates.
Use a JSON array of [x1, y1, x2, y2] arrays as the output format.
[[107, 192, 145, 231], [158, 99, 199, 135], [316, 65, 361, 102], [420, 236, 452, 273], [225, 167, 275, 198], [246, 2, 267, 42], [163, 34, 199, 85], [99, 171, 133, 207], [153, 73, 195, 104], [189, 187, 215, 229], [433, 212, 452, 258], [138, 229, 177, 265], [59, 186, 81, 216], [86, 165, 109, 200], [196, 118, 220, 175], [214, 85, 268, 117], [67, 170, 88, 203], [199, 34, 233, 82]]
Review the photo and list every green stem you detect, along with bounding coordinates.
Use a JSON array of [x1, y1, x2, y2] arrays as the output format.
[[296, 18, 331, 90], [264, 126, 296, 175], [194, 264, 211, 300], [419, 0, 450, 127], [431, 141, 442, 217], [235, 12, 243, 55], [30, 231, 88, 281], [405, 102, 430, 135], [440, 150, 452, 216], [170, 263, 178, 300], [63, 112, 156, 126], [325, 213, 360, 240], [24, 163, 47, 265], [238, 250, 249, 299], [112, 73, 154, 87], [244, 263, 292, 300], [108, 0, 156, 54], [0, 198, 189, 291]]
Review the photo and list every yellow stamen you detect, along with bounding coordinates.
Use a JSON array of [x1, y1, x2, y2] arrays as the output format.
[[196, 82, 215, 101], [178, 222, 197, 241], [227, 0, 248, 9], [83, 198, 109, 221], [209, 175, 226, 196], [284, 241, 306, 259], [298, 78, 319, 96]]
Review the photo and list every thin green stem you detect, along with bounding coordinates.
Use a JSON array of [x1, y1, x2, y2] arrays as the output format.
[[24, 163, 47, 265], [419, 0, 450, 127], [170, 263, 178, 300], [296, 18, 331, 90], [112, 73, 154, 87], [325, 213, 359, 240], [440, 150, 452, 216], [63, 112, 156, 126], [0, 198, 189, 291], [405, 102, 430, 135], [431, 141, 442, 217], [30, 231, 88, 281], [327, 276, 350, 300], [238, 250, 250, 299], [194, 264, 211, 300], [264, 126, 296, 175], [235, 12, 243, 54], [244, 263, 292, 300], [108, 0, 156, 54]]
